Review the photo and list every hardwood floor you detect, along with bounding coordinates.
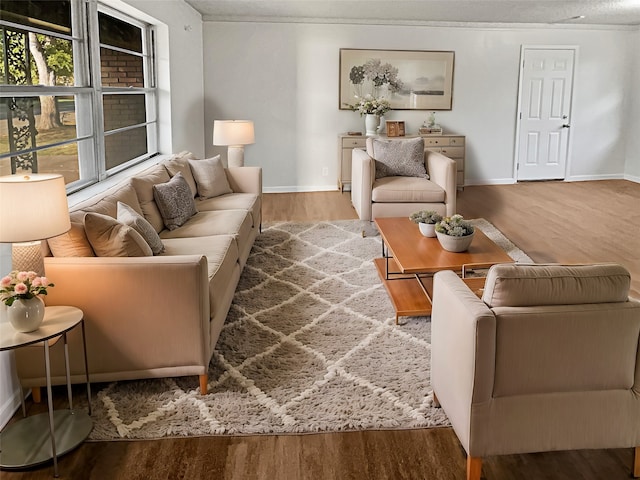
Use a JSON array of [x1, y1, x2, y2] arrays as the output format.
[[4, 181, 638, 479]]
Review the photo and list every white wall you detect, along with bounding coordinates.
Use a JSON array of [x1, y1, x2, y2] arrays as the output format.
[[203, 22, 638, 190], [625, 29, 640, 181]]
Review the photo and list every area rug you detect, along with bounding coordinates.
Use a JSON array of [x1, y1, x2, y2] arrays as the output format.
[[89, 219, 531, 440]]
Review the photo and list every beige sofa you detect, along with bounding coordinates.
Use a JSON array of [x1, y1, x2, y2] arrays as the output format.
[[431, 263, 640, 480], [15, 152, 261, 395], [351, 137, 457, 221]]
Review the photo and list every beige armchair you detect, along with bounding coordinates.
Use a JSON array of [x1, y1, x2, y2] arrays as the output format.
[[351, 137, 456, 221], [431, 263, 640, 480]]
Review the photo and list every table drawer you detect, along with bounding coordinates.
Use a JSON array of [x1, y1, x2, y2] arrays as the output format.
[[423, 137, 449, 147], [342, 137, 366, 148], [449, 136, 465, 146]]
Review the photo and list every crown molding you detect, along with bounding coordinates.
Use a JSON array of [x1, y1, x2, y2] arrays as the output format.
[[201, 15, 639, 31]]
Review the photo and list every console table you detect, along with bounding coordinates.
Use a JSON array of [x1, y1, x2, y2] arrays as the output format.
[[338, 132, 466, 192], [0, 306, 93, 477]]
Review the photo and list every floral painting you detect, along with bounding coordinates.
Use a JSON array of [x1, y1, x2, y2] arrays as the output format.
[[339, 49, 454, 111]]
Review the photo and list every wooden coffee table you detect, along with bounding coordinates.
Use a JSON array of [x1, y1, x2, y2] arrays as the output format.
[[374, 217, 514, 323]]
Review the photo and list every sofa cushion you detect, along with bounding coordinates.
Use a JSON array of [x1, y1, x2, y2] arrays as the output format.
[[152, 172, 198, 231], [117, 201, 165, 255], [161, 235, 240, 313], [188, 155, 232, 199], [159, 209, 252, 240], [130, 164, 171, 233], [163, 151, 198, 197], [47, 216, 95, 257], [84, 212, 153, 257], [195, 193, 261, 229], [367, 137, 428, 180], [70, 182, 142, 219], [371, 176, 445, 203], [482, 263, 632, 308]]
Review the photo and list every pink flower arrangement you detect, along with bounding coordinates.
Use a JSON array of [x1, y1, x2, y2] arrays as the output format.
[[0, 271, 54, 306]]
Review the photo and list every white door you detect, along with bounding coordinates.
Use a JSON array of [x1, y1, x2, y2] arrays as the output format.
[[516, 48, 575, 181]]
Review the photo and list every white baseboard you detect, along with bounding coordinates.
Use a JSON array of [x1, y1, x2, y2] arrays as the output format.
[[263, 185, 339, 193], [565, 173, 626, 182], [463, 178, 517, 186], [0, 349, 23, 430], [624, 173, 640, 183], [0, 386, 23, 429]]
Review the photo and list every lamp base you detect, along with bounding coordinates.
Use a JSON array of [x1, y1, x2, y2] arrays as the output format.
[[227, 146, 245, 167], [12, 241, 45, 276]]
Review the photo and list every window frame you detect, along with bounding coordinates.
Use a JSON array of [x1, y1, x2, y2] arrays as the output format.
[[0, 0, 158, 193]]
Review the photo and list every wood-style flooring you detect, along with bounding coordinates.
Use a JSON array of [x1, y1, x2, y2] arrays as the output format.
[[4, 180, 639, 479]]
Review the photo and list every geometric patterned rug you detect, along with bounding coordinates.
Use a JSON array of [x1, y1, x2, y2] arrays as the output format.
[[88, 219, 530, 440]]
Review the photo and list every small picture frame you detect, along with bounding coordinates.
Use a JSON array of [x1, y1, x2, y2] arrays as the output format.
[[386, 121, 406, 137]]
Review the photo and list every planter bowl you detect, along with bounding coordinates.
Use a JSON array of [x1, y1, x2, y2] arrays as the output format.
[[418, 222, 437, 237], [436, 231, 475, 252]]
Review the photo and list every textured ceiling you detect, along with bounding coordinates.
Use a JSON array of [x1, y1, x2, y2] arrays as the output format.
[[184, 0, 640, 26]]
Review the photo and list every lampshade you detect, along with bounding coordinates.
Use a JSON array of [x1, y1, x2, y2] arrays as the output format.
[[0, 174, 71, 242], [213, 120, 255, 146]]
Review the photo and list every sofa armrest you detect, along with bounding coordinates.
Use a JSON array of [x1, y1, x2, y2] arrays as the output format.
[[225, 166, 262, 195], [20, 255, 212, 385], [426, 150, 457, 216], [431, 270, 496, 449], [351, 148, 374, 221]]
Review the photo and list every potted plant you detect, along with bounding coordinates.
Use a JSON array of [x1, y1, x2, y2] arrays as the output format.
[[435, 214, 476, 252], [0, 270, 54, 332], [410, 210, 443, 237]]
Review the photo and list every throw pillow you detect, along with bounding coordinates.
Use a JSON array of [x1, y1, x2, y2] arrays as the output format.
[[129, 165, 171, 233], [188, 155, 232, 199], [84, 212, 153, 257], [47, 219, 95, 257], [163, 151, 198, 197], [370, 137, 429, 180], [152, 172, 198, 230], [117, 201, 165, 255]]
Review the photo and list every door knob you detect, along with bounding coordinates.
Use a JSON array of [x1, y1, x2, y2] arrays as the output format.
[[562, 124, 571, 128]]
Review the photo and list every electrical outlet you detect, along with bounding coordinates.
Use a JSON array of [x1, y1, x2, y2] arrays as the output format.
[[322, 167, 329, 176]]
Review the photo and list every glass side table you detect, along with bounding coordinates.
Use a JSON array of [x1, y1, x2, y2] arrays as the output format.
[[0, 306, 93, 478]]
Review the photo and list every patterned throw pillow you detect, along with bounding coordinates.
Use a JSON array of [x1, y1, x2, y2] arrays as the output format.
[[188, 155, 233, 199], [117, 201, 165, 255], [152, 172, 198, 230], [370, 137, 429, 180]]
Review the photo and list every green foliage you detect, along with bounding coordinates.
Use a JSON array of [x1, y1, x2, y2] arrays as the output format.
[[409, 210, 443, 225], [435, 215, 475, 237], [0, 28, 74, 86]]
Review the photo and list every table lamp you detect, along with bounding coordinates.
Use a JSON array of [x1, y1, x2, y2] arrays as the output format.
[[213, 120, 255, 167], [0, 174, 71, 276]]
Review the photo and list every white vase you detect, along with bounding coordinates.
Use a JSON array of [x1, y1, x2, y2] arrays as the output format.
[[365, 114, 379, 136], [418, 222, 436, 237], [8, 297, 45, 333], [377, 115, 386, 134], [436, 231, 475, 253]]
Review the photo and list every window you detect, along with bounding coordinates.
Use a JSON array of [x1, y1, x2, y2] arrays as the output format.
[[0, 0, 157, 192]]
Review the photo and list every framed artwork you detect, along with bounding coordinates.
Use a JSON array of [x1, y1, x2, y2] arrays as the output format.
[[339, 48, 455, 111]]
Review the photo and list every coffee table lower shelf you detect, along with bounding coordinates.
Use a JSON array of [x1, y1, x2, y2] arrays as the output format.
[[374, 258, 486, 323]]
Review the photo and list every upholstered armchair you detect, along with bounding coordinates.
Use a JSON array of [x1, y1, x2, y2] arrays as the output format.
[[351, 136, 456, 221], [431, 263, 640, 480]]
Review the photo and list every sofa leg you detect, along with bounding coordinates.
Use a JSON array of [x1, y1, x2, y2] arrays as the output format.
[[199, 374, 208, 395], [633, 446, 640, 478], [31, 387, 41, 403], [432, 391, 441, 408], [467, 456, 482, 480]]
